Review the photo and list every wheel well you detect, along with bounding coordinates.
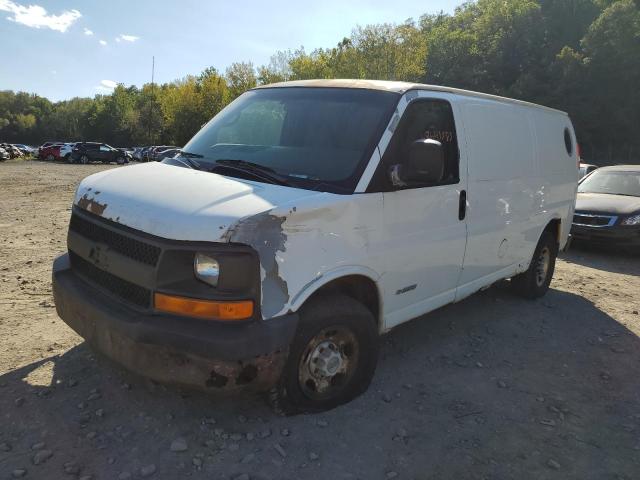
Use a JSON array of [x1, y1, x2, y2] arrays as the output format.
[[544, 218, 561, 245], [306, 275, 380, 327]]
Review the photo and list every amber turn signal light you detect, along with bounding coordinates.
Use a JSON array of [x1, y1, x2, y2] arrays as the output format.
[[154, 293, 253, 321]]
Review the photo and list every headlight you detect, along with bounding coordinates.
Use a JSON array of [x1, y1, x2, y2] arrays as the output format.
[[194, 253, 219, 286], [622, 214, 640, 226]]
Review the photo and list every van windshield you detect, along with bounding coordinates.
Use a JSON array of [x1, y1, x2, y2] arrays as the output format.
[[181, 87, 399, 193]]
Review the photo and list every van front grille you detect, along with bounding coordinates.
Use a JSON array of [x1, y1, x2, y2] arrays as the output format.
[[69, 251, 151, 308], [69, 213, 161, 266]]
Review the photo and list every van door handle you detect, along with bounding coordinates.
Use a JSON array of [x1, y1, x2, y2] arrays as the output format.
[[459, 190, 467, 220]]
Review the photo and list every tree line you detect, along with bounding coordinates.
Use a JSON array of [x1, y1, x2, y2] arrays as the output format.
[[1, 0, 638, 164]]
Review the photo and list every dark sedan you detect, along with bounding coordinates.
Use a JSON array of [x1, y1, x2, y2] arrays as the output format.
[[571, 165, 640, 248]]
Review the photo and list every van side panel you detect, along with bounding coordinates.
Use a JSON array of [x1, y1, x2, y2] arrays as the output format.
[[530, 110, 579, 248], [456, 99, 540, 296]]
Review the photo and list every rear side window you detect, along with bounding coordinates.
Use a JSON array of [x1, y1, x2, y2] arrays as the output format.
[[368, 99, 460, 191], [564, 128, 573, 156]]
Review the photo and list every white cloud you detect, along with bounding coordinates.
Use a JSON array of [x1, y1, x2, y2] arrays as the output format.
[[95, 79, 118, 94], [0, 0, 81, 32], [116, 34, 139, 42], [99, 39, 107, 46], [83, 27, 93, 36]]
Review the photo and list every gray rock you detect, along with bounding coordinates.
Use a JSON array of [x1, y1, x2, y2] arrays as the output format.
[[241, 453, 255, 464], [192, 458, 202, 467], [259, 429, 272, 439], [228, 443, 240, 452], [64, 462, 80, 474], [230, 433, 243, 441], [386, 472, 399, 479], [86, 431, 97, 440], [382, 393, 392, 403], [0, 442, 12, 452], [273, 443, 287, 458], [497, 380, 507, 388], [246, 432, 255, 441], [309, 452, 320, 461], [170, 438, 188, 452], [67, 379, 78, 387], [95, 409, 104, 418], [31, 442, 46, 451], [140, 464, 156, 477], [280, 428, 290, 437], [547, 459, 561, 470], [32, 449, 53, 465], [316, 420, 328, 428], [12, 469, 27, 478], [14, 397, 25, 407], [238, 415, 247, 423]]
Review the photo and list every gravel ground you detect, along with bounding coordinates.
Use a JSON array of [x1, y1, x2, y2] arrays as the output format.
[[1, 159, 639, 480]]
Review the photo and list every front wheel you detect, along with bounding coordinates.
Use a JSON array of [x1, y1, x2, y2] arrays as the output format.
[[45, 154, 54, 162], [115, 156, 125, 165], [79, 154, 89, 165], [269, 294, 379, 414], [511, 230, 558, 299]]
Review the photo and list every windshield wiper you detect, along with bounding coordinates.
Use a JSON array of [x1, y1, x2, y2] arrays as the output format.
[[212, 159, 292, 186], [174, 150, 203, 169]]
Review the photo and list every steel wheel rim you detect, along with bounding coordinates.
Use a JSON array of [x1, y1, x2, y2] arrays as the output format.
[[535, 246, 551, 287], [298, 326, 359, 401]]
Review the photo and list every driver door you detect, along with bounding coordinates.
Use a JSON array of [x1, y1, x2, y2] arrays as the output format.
[[368, 92, 468, 329]]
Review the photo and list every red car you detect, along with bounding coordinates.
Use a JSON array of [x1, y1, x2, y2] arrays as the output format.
[[39, 144, 63, 161]]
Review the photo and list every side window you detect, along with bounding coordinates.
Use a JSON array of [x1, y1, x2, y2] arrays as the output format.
[[99, 145, 110, 152], [368, 99, 460, 192]]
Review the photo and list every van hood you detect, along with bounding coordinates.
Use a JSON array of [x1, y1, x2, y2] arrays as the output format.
[[73, 162, 321, 242], [575, 192, 640, 215]]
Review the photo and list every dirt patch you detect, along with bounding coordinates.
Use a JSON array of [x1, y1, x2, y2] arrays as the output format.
[[1, 160, 639, 479]]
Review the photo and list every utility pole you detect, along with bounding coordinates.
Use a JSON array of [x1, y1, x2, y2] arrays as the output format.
[[148, 56, 155, 145]]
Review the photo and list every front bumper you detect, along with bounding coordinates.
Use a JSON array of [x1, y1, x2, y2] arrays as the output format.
[[52, 254, 298, 392], [570, 223, 640, 247]]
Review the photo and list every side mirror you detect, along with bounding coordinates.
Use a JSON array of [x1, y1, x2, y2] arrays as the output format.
[[404, 138, 445, 184]]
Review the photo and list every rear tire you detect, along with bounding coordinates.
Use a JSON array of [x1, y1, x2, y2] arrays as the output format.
[[46, 154, 54, 162], [80, 155, 89, 165], [269, 294, 379, 415], [511, 230, 558, 299]]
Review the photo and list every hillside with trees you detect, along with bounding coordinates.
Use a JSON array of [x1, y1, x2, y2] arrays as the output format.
[[1, 0, 638, 164]]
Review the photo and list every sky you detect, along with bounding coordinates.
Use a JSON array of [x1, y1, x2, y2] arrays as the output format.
[[0, 0, 458, 101]]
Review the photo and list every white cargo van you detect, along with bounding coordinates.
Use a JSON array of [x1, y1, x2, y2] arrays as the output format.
[[53, 80, 578, 413]]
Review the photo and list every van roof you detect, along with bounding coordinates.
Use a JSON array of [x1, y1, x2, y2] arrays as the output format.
[[255, 79, 568, 115]]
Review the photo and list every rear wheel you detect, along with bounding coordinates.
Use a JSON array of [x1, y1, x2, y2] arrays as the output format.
[[511, 230, 558, 299], [269, 294, 379, 415], [80, 154, 89, 165], [65, 154, 72, 163], [45, 154, 54, 162]]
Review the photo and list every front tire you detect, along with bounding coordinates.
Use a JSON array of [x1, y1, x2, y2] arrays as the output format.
[[511, 230, 558, 299], [269, 294, 379, 415], [116, 156, 125, 165], [80, 154, 89, 165], [45, 154, 54, 162]]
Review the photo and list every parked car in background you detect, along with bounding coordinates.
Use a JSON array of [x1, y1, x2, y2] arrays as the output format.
[[71, 142, 131, 165], [0, 143, 23, 158], [39, 144, 63, 161], [0, 146, 9, 161], [579, 162, 598, 178], [13, 144, 35, 154], [571, 165, 640, 248], [60, 142, 79, 162], [144, 145, 179, 162], [155, 148, 181, 161], [38, 142, 62, 157], [53, 80, 579, 412]]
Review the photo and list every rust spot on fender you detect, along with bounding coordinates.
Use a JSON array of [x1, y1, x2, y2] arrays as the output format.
[[77, 194, 108, 216]]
